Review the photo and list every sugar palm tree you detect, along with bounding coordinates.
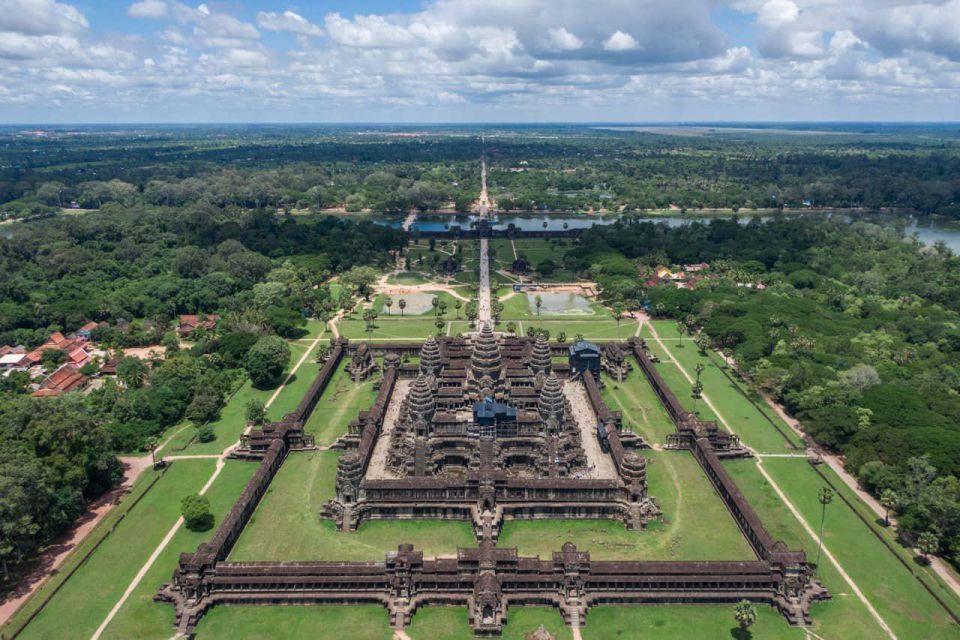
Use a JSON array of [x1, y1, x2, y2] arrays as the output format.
[[815, 486, 834, 575], [733, 600, 756, 639], [880, 488, 898, 527], [384, 296, 393, 315], [398, 298, 406, 317]]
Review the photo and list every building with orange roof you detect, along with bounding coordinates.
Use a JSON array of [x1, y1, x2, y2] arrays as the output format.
[[31, 364, 89, 397]]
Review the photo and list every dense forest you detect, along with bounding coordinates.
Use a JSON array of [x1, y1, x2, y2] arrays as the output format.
[[576, 216, 960, 562], [0, 206, 404, 583], [2, 125, 959, 220]]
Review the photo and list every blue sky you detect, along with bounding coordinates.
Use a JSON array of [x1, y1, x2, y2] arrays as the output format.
[[1, 0, 959, 123]]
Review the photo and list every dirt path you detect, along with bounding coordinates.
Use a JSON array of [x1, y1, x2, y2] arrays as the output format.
[[88, 324, 328, 640], [643, 318, 897, 640], [0, 455, 153, 626]]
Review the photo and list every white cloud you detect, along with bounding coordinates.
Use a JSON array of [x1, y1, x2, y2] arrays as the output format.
[[546, 27, 582, 51], [603, 30, 639, 51], [757, 0, 798, 29], [128, 0, 168, 19], [0, 0, 87, 36], [257, 11, 323, 37]]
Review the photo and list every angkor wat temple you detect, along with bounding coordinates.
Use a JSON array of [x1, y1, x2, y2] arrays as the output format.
[[156, 331, 828, 637]]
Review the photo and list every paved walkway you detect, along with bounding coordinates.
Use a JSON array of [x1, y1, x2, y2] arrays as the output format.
[[643, 318, 897, 640], [89, 325, 329, 640]]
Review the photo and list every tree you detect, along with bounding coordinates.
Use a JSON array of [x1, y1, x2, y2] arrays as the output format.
[[815, 486, 834, 575], [506, 321, 517, 335], [116, 356, 148, 389], [40, 348, 66, 370], [186, 389, 222, 424], [245, 400, 266, 425], [197, 424, 216, 443], [465, 301, 479, 326], [265, 307, 306, 338], [384, 296, 393, 315], [454, 299, 463, 319], [733, 600, 756, 639], [535, 294, 543, 318], [612, 304, 625, 338], [435, 317, 445, 336], [918, 531, 940, 562], [398, 298, 406, 317], [437, 300, 448, 317], [432, 296, 440, 314], [340, 266, 379, 300], [246, 335, 291, 387], [880, 488, 899, 527], [315, 343, 332, 363], [695, 333, 710, 355], [181, 494, 213, 531], [676, 319, 686, 346], [557, 331, 567, 343], [363, 308, 378, 331]]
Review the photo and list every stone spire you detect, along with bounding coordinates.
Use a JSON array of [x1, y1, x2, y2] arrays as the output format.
[[471, 322, 501, 378], [419, 335, 442, 377], [530, 334, 551, 375], [538, 372, 565, 427], [407, 374, 435, 421]]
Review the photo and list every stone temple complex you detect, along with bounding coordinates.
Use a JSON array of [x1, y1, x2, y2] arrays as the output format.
[[157, 330, 828, 637]]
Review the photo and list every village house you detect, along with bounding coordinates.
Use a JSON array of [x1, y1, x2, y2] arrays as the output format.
[[31, 363, 89, 397], [178, 314, 220, 336], [23, 331, 91, 368], [683, 262, 710, 272]]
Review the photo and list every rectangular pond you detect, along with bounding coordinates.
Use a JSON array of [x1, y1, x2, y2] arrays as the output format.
[[527, 292, 595, 316]]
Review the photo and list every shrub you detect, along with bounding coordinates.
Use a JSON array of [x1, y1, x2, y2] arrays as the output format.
[[196, 424, 216, 443], [181, 494, 213, 531]]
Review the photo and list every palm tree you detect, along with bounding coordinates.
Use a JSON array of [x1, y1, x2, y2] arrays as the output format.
[[431, 296, 440, 314], [384, 296, 393, 315], [612, 305, 624, 339], [880, 488, 898, 527], [815, 486, 834, 575], [918, 531, 939, 563], [398, 298, 406, 317], [676, 320, 686, 346], [506, 321, 516, 335], [434, 317, 445, 336], [147, 436, 160, 469], [535, 295, 543, 319], [454, 299, 463, 319], [733, 600, 756, 639]]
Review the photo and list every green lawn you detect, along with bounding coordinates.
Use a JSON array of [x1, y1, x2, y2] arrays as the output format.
[[760, 458, 960, 640], [193, 605, 393, 639], [581, 605, 805, 640], [337, 318, 443, 340], [644, 322, 801, 453], [498, 450, 755, 561], [265, 339, 329, 421], [158, 340, 312, 457], [646, 319, 960, 638], [302, 361, 379, 445], [601, 373, 676, 445], [100, 461, 258, 639], [230, 451, 475, 561], [16, 459, 218, 640], [386, 271, 432, 285], [407, 606, 573, 640]]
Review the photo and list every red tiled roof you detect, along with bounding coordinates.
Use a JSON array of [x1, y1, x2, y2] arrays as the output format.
[[33, 364, 88, 396]]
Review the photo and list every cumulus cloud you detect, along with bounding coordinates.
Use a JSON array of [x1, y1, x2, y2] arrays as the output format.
[[128, 0, 168, 19], [0, 0, 88, 36], [545, 27, 582, 51], [257, 10, 323, 37], [1, 0, 959, 121], [603, 31, 639, 51]]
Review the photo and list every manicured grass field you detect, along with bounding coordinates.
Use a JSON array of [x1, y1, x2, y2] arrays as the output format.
[[193, 605, 393, 639], [407, 606, 573, 640], [265, 339, 328, 421], [337, 318, 443, 340], [601, 373, 676, 445], [302, 361, 379, 445], [99, 460, 258, 639], [643, 322, 801, 453], [230, 451, 475, 561], [386, 271, 432, 285], [498, 450, 755, 561], [648, 321, 960, 639], [581, 605, 805, 639], [16, 459, 217, 640], [157, 340, 313, 457]]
